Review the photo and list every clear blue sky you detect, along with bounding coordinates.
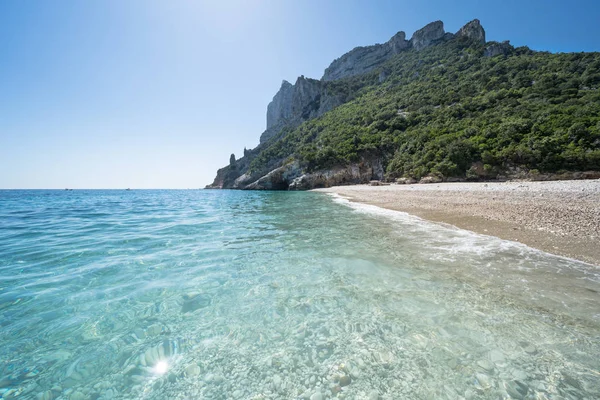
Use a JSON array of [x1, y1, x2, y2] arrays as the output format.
[[1, 0, 599, 188]]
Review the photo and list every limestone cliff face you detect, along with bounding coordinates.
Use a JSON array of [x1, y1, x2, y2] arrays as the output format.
[[322, 19, 485, 82], [260, 76, 342, 143], [410, 21, 447, 51], [236, 159, 385, 191], [484, 41, 514, 57], [456, 19, 486, 44], [266, 80, 294, 130], [322, 31, 409, 81]]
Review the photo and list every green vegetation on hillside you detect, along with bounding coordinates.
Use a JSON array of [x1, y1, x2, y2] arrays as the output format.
[[250, 38, 600, 180]]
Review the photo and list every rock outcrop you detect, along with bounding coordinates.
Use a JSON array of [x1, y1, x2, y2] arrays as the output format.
[[322, 31, 409, 81], [410, 21, 446, 51], [238, 159, 384, 190], [322, 20, 472, 81], [484, 41, 514, 57], [321, 19, 491, 82], [266, 80, 294, 130], [456, 19, 486, 44], [260, 76, 342, 143], [244, 162, 302, 190], [288, 159, 384, 190]]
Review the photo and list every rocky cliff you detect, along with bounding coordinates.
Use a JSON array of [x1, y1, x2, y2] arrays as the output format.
[[266, 80, 293, 130], [258, 19, 489, 145], [322, 31, 410, 81], [260, 76, 342, 143], [409, 21, 447, 51], [321, 20, 488, 82], [484, 40, 514, 57], [207, 19, 506, 190], [456, 19, 486, 44]]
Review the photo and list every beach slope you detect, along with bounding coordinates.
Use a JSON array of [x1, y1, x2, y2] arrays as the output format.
[[315, 180, 600, 266]]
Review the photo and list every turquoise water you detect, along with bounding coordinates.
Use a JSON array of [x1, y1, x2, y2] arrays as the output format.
[[0, 190, 599, 400]]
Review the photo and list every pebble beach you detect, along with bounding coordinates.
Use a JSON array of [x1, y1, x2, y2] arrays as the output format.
[[315, 180, 600, 266]]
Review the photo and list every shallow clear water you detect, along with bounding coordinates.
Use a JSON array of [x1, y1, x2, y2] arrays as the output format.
[[0, 190, 599, 400]]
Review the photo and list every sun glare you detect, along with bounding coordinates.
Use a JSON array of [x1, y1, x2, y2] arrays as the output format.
[[154, 360, 169, 375]]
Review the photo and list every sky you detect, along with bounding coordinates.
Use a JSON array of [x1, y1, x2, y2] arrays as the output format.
[[1, 0, 599, 189]]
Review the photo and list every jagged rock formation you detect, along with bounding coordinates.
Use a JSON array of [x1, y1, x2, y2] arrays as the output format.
[[484, 40, 514, 57], [230, 159, 385, 190], [456, 19, 486, 44], [262, 19, 488, 143], [207, 18, 507, 191], [266, 80, 293, 130], [260, 76, 342, 143], [322, 19, 486, 82], [322, 31, 410, 81], [410, 21, 447, 51]]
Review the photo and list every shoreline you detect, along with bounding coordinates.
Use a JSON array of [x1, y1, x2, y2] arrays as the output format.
[[314, 180, 600, 266]]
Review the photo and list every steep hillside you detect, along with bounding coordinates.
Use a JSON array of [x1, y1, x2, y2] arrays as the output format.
[[207, 20, 600, 190]]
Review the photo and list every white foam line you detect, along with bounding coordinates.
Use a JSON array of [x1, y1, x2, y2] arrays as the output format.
[[324, 192, 600, 270]]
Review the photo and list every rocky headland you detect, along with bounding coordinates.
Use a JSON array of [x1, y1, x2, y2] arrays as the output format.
[[207, 18, 598, 191], [207, 19, 510, 190]]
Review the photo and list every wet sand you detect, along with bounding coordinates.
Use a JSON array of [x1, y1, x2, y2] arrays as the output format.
[[314, 180, 600, 266]]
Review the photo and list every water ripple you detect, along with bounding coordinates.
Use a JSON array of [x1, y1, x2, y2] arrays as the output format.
[[0, 189, 598, 399]]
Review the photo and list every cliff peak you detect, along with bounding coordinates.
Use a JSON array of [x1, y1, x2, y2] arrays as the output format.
[[322, 19, 485, 81], [266, 80, 295, 131], [410, 20, 446, 51], [456, 19, 486, 44]]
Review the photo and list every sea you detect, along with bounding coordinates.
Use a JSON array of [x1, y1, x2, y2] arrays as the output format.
[[0, 189, 598, 400]]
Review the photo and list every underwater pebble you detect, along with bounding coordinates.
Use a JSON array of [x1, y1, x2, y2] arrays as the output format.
[[310, 392, 323, 400], [503, 380, 528, 399], [339, 375, 351, 387], [368, 390, 379, 400], [490, 349, 505, 363], [70, 391, 87, 400], [146, 324, 162, 336], [185, 364, 200, 377], [477, 360, 494, 372], [475, 373, 492, 389], [36, 391, 54, 400], [524, 345, 537, 354]]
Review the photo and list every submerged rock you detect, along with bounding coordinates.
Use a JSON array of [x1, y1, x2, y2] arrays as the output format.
[[35, 391, 54, 400], [477, 360, 494, 372], [338, 375, 351, 387], [185, 364, 201, 377], [309, 392, 323, 400], [368, 391, 379, 400], [181, 293, 210, 313], [503, 380, 529, 399]]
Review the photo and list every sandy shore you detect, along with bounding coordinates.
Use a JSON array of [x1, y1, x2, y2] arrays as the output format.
[[314, 180, 600, 266]]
